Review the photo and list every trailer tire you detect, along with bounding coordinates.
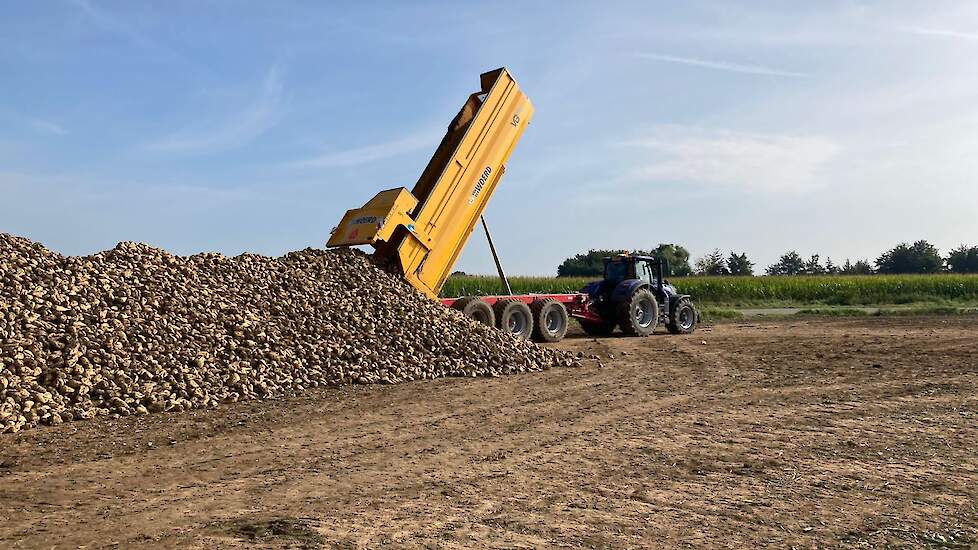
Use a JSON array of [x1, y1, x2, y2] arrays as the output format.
[[617, 288, 658, 336], [452, 297, 495, 327], [530, 298, 569, 343], [666, 298, 697, 334], [493, 299, 534, 340], [578, 319, 615, 337]]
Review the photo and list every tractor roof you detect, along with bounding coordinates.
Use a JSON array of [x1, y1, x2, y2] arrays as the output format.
[[605, 254, 659, 262]]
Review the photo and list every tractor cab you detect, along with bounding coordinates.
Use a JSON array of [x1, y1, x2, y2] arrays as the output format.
[[578, 254, 697, 337], [603, 255, 667, 289]]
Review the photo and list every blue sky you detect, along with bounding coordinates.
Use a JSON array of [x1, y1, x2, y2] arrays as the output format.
[[2, 1, 977, 275]]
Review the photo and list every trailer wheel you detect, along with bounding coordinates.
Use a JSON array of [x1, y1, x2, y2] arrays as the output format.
[[530, 298, 569, 343], [578, 319, 615, 337], [493, 299, 534, 340], [666, 298, 697, 334], [452, 297, 495, 327], [617, 288, 658, 336]]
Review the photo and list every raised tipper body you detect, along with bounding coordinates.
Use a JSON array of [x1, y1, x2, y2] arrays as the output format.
[[327, 68, 534, 299]]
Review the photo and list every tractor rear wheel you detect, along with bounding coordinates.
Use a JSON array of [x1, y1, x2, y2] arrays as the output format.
[[494, 299, 534, 340], [530, 298, 569, 343], [617, 288, 658, 336], [666, 298, 697, 334], [452, 297, 495, 327], [578, 319, 615, 337]]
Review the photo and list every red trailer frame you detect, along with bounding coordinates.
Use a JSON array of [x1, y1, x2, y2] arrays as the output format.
[[440, 293, 604, 324]]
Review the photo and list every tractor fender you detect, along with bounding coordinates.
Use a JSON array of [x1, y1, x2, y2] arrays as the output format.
[[580, 280, 607, 298], [610, 279, 649, 304]]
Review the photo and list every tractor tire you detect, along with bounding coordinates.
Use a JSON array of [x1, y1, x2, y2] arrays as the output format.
[[452, 297, 495, 327], [530, 298, 569, 343], [578, 319, 615, 337], [494, 299, 534, 340], [617, 288, 658, 336], [666, 298, 697, 334]]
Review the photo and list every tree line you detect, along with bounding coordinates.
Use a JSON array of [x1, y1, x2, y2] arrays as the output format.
[[556, 241, 978, 277], [556, 245, 695, 277]]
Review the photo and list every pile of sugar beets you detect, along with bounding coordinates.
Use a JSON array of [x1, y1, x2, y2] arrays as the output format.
[[0, 234, 577, 433]]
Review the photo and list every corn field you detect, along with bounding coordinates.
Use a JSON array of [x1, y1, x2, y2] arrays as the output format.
[[442, 274, 978, 306]]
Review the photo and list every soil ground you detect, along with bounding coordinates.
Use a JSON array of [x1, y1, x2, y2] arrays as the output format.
[[1, 316, 976, 549]]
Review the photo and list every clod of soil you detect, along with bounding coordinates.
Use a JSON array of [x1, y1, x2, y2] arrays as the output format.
[[230, 517, 325, 547], [0, 233, 576, 433]]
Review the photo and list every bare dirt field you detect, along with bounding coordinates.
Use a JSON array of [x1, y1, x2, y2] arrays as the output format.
[[1, 316, 976, 549]]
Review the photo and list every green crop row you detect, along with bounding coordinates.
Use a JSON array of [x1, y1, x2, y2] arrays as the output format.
[[441, 274, 978, 306]]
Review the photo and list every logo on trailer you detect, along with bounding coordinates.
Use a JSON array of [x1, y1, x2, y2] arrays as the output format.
[[468, 166, 492, 205]]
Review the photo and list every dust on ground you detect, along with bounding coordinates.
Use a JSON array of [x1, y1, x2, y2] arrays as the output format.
[[1, 316, 975, 548]]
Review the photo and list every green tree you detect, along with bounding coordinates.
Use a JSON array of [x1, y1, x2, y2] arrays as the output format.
[[557, 244, 692, 277], [654, 243, 692, 276], [841, 258, 873, 275], [824, 257, 839, 275], [726, 252, 754, 276], [876, 240, 943, 274], [803, 254, 825, 275], [694, 249, 729, 276], [766, 251, 805, 276], [854, 260, 873, 275], [556, 249, 624, 277], [946, 245, 978, 273]]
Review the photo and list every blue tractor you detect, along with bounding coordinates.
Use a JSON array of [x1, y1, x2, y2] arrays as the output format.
[[578, 254, 697, 337]]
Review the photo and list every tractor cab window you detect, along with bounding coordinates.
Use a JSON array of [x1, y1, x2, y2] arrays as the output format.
[[637, 261, 655, 286], [605, 260, 630, 282]]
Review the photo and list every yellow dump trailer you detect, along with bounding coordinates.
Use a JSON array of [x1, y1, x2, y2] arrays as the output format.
[[327, 67, 534, 299], [329, 68, 604, 343], [331, 68, 699, 342]]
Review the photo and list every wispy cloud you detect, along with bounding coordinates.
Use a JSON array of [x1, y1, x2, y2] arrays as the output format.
[[621, 126, 837, 192], [0, 111, 69, 136], [144, 67, 285, 154], [29, 119, 68, 136], [288, 129, 439, 169], [899, 26, 978, 41], [636, 52, 809, 78], [70, 0, 183, 61]]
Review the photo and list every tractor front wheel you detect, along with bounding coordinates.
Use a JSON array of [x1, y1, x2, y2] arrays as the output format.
[[617, 288, 658, 336], [666, 298, 697, 334]]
